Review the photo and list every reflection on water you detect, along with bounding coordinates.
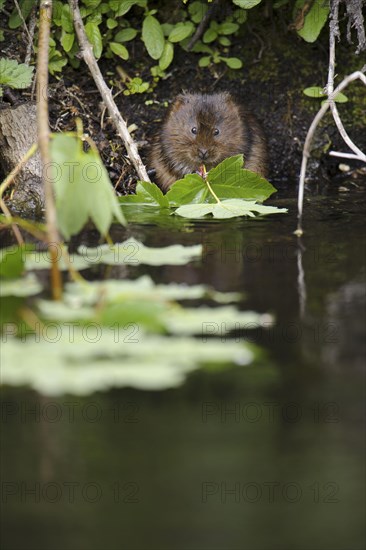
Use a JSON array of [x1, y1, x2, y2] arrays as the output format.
[[1, 185, 365, 550]]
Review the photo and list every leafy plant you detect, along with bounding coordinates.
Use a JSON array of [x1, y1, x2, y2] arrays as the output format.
[[120, 155, 287, 220], [303, 86, 348, 104], [0, 58, 34, 97]]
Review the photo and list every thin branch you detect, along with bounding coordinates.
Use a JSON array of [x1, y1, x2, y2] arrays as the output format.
[[0, 199, 24, 245], [37, 0, 63, 300], [69, 0, 150, 182], [25, 5, 37, 65], [0, 143, 38, 200], [329, 151, 364, 159], [187, 0, 221, 51], [296, 70, 366, 235], [13, 0, 33, 44]]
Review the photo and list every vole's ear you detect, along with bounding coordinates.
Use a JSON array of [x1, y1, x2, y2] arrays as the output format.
[[220, 91, 234, 104], [170, 92, 193, 112]]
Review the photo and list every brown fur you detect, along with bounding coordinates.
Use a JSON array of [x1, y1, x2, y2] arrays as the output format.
[[149, 92, 268, 191]]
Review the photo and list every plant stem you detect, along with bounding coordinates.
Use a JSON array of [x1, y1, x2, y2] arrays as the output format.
[[37, 0, 62, 300]]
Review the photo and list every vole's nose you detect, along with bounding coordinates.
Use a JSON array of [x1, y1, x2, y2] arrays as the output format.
[[198, 148, 209, 161]]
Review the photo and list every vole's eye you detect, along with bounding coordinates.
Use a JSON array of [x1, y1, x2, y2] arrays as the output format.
[[213, 128, 220, 136], [191, 127, 197, 135]]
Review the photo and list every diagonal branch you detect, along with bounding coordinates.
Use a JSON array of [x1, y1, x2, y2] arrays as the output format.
[[69, 0, 150, 183]]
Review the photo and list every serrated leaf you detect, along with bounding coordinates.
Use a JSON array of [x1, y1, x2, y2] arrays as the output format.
[[119, 181, 169, 208], [114, 28, 138, 42], [166, 157, 276, 206], [175, 199, 287, 219], [159, 41, 174, 70], [166, 174, 209, 206], [85, 21, 103, 58], [110, 42, 129, 60], [142, 15, 165, 60], [50, 134, 125, 239], [0, 58, 34, 89], [168, 22, 194, 43]]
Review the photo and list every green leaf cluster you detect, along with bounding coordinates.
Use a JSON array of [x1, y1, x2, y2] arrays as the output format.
[[120, 155, 287, 220]]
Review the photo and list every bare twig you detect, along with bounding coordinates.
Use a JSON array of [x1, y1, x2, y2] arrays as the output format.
[[296, 1, 366, 235], [37, 0, 63, 300], [69, 0, 150, 182], [0, 143, 38, 200], [326, 20, 366, 162], [13, 0, 33, 44], [296, 70, 366, 235], [24, 5, 37, 65], [0, 199, 24, 245]]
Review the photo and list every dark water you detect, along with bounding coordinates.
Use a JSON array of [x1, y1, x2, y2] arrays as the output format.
[[1, 183, 366, 550]]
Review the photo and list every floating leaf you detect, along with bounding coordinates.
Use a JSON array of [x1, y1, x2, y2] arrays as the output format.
[[0, 274, 42, 297], [175, 199, 287, 219], [1, 332, 255, 395], [78, 237, 202, 266]]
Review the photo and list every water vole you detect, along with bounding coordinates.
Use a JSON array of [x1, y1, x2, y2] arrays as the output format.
[[149, 91, 268, 191]]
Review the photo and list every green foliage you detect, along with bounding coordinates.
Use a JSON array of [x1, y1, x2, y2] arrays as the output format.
[[303, 86, 348, 103], [0, 246, 25, 279], [3, 0, 331, 82], [293, 0, 329, 43], [123, 76, 150, 94], [120, 155, 287, 221], [50, 133, 125, 239], [1, 259, 270, 394], [0, 58, 34, 96]]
